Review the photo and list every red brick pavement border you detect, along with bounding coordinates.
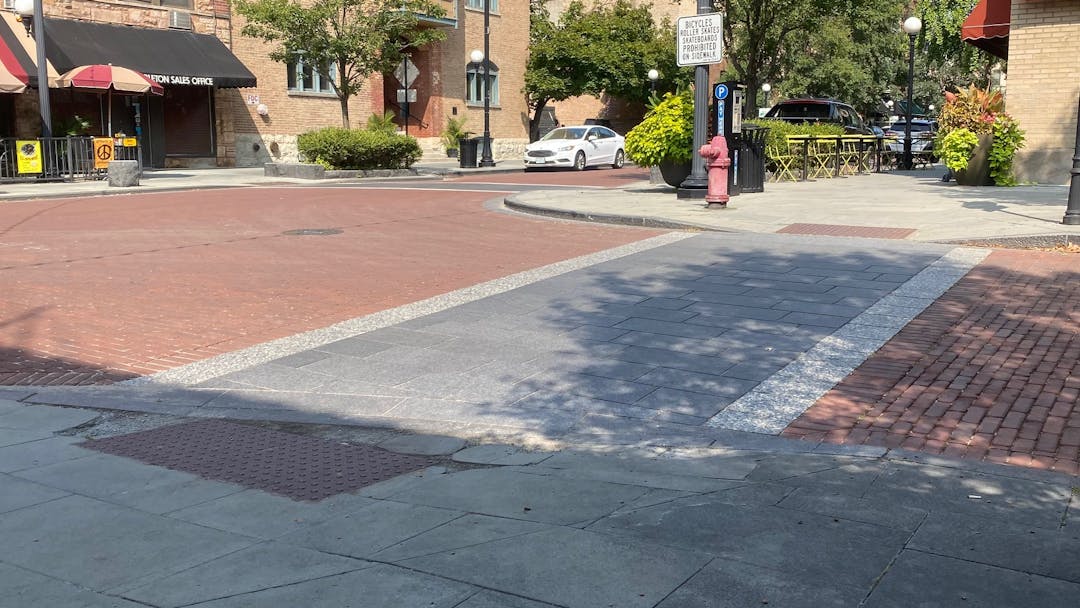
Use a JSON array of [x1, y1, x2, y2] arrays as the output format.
[[0, 187, 660, 386], [784, 249, 1080, 475], [776, 223, 917, 240]]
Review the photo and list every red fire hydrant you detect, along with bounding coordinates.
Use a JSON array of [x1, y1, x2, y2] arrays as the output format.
[[698, 135, 731, 208]]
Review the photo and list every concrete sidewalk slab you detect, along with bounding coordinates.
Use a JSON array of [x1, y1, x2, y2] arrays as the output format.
[[508, 170, 1079, 242]]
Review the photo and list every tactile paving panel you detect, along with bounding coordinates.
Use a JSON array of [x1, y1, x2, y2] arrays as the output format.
[[80, 419, 436, 502], [777, 223, 917, 240]]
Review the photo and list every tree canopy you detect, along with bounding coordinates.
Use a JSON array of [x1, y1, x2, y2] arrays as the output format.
[[235, 0, 447, 128], [525, 0, 689, 140]]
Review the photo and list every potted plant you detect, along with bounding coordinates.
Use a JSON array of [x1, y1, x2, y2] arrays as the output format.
[[440, 116, 468, 158], [625, 89, 694, 186], [937, 86, 1025, 186]]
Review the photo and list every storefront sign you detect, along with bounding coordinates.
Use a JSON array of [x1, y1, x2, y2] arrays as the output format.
[[147, 74, 215, 86], [16, 140, 42, 174], [93, 138, 114, 169]]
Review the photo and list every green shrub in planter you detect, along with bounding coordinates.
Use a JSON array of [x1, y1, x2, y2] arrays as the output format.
[[297, 127, 422, 170], [941, 128, 980, 173], [625, 90, 694, 167]]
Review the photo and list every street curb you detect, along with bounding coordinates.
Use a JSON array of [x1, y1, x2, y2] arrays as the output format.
[[503, 195, 730, 232], [417, 166, 527, 177]]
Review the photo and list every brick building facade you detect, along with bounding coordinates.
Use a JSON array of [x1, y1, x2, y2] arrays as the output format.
[[2, 0, 529, 167], [1003, 0, 1079, 184], [964, 0, 1080, 184], [231, 0, 530, 166]]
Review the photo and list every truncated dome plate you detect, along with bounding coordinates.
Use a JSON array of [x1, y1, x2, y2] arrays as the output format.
[[80, 419, 436, 502]]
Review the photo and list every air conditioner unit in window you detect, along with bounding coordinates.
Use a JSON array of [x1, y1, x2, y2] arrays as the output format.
[[2, 0, 16, 10], [169, 10, 193, 30]]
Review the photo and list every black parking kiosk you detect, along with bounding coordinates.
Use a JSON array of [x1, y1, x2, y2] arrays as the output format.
[[712, 81, 745, 196]]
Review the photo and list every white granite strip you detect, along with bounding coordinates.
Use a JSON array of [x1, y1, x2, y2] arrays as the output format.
[[127, 233, 693, 387], [705, 247, 989, 435]]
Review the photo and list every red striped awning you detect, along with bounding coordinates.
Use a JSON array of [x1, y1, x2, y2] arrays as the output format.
[[0, 12, 61, 89], [961, 0, 1010, 59]]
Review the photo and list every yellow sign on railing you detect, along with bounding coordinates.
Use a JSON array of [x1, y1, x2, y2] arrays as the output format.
[[16, 140, 42, 174], [93, 138, 114, 170]]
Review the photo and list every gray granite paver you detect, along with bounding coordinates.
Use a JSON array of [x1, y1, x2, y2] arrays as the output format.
[[119, 542, 371, 607], [0, 495, 256, 591], [371, 513, 551, 562], [0, 436, 99, 473], [386, 468, 650, 525], [0, 428, 55, 449], [656, 557, 866, 608], [167, 489, 377, 539], [189, 564, 476, 608], [12, 452, 244, 514], [451, 444, 552, 465], [864, 550, 1080, 608], [0, 405, 99, 431], [0, 474, 71, 513], [0, 562, 146, 608], [907, 511, 1080, 582], [376, 434, 467, 456], [633, 387, 731, 418], [589, 494, 909, 589], [276, 501, 463, 558], [399, 526, 712, 608]]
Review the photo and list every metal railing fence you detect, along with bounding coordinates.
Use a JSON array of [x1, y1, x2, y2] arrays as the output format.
[[0, 136, 141, 183]]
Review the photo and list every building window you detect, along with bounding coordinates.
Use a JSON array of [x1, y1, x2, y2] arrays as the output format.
[[466, 62, 499, 106], [287, 57, 337, 94], [465, 0, 497, 11]]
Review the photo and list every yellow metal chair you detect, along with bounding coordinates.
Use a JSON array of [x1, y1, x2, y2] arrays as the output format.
[[807, 137, 835, 178], [767, 141, 800, 182]]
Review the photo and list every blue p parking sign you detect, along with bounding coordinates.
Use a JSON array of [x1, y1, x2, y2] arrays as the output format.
[[714, 84, 729, 100]]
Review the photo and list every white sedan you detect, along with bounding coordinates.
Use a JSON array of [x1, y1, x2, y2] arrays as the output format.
[[524, 126, 626, 170]]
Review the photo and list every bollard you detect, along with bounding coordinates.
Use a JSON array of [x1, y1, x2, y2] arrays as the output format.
[[698, 135, 731, 209]]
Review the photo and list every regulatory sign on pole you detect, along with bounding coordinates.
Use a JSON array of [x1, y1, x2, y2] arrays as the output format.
[[676, 13, 724, 67]]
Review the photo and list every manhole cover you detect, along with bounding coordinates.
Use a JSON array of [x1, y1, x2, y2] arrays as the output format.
[[282, 228, 343, 236], [80, 419, 435, 502]]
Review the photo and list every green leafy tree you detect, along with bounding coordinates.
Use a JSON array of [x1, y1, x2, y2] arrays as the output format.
[[919, 0, 1000, 92], [525, 0, 688, 141], [236, 0, 447, 129]]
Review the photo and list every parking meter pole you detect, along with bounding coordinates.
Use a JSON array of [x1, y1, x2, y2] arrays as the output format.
[[677, 0, 712, 199], [1063, 95, 1080, 225]]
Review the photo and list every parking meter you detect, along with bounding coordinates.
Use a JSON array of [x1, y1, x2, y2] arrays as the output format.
[[712, 81, 745, 195]]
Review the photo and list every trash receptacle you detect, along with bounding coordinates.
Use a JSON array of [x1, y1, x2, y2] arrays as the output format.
[[737, 125, 768, 193], [459, 137, 479, 168]]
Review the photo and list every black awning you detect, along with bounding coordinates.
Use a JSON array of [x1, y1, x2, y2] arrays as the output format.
[[43, 19, 256, 88]]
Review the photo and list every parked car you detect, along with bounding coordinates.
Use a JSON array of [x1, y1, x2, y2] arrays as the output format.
[[764, 98, 874, 134], [884, 119, 937, 160], [524, 125, 626, 170]]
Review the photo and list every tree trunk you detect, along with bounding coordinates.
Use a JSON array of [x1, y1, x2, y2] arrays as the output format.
[[340, 95, 351, 129], [529, 98, 549, 142]]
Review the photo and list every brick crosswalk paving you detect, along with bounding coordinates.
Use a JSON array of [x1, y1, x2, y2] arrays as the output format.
[[0, 187, 659, 386], [784, 249, 1080, 474]]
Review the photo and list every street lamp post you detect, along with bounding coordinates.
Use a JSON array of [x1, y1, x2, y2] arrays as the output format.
[[1064, 95, 1080, 225], [14, 0, 50, 138], [647, 69, 659, 96], [478, 0, 495, 167], [901, 15, 922, 170], [761, 83, 771, 114]]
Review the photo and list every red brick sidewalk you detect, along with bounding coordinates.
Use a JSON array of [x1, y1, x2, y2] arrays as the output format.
[[0, 187, 659, 386], [784, 249, 1080, 475]]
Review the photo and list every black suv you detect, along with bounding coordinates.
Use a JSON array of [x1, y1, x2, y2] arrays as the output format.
[[764, 98, 873, 134]]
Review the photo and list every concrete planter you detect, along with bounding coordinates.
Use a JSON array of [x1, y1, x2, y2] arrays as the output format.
[[658, 160, 692, 187], [954, 133, 994, 186]]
